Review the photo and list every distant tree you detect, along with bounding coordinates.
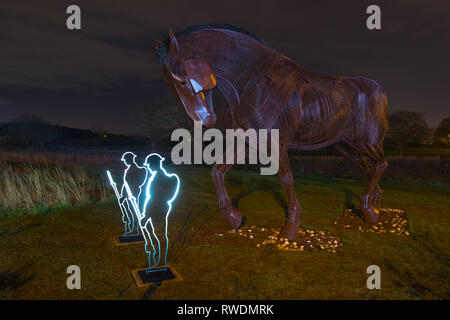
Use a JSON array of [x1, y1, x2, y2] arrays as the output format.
[[386, 111, 429, 154], [89, 124, 107, 135], [4, 115, 54, 146], [138, 94, 190, 151], [433, 117, 450, 146], [12, 114, 47, 124]]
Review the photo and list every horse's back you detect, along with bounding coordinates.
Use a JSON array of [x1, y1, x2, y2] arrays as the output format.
[[286, 71, 387, 149], [287, 73, 356, 147]]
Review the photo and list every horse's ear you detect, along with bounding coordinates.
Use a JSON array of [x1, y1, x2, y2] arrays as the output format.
[[154, 40, 163, 51], [183, 57, 216, 92], [169, 28, 178, 55]]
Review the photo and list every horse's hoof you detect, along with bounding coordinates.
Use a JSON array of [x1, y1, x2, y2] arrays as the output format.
[[223, 207, 243, 230], [278, 222, 299, 240], [362, 206, 379, 225]]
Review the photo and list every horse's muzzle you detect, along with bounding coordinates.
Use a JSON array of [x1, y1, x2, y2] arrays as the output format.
[[201, 114, 217, 128]]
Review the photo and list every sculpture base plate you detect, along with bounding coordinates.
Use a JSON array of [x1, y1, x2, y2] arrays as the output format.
[[113, 234, 145, 246], [131, 266, 183, 287]]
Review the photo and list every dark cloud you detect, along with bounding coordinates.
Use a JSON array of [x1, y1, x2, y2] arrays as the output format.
[[0, 0, 449, 133]]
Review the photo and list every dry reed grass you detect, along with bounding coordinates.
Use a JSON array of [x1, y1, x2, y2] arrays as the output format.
[[0, 162, 108, 212]]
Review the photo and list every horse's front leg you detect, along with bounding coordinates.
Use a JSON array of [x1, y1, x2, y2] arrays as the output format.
[[278, 150, 301, 240], [211, 163, 243, 230]]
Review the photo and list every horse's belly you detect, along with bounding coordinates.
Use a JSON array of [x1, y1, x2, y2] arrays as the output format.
[[291, 101, 352, 148]]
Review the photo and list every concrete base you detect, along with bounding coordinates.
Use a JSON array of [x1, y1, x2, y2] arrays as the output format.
[[131, 266, 183, 287], [113, 234, 145, 246]]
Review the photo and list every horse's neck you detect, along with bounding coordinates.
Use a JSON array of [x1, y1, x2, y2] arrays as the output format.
[[215, 76, 240, 110], [212, 45, 275, 110]]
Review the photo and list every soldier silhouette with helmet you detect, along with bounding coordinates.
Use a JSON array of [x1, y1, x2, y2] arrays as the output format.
[[119, 152, 147, 235], [138, 153, 180, 271]]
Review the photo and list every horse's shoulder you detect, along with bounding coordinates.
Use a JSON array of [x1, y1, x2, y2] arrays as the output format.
[[244, 55, 300, 99]]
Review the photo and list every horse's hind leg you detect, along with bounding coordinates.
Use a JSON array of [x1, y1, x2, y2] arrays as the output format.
[[336, 143, 387, 224], [278, 148, 301, 240], [362, 157, 387, 224]]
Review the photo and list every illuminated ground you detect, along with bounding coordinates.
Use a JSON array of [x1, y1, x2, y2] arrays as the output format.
[[0, 167, 449, 299]]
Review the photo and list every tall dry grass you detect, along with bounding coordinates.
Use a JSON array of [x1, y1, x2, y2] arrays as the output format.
[[0, 163, 109, 212]]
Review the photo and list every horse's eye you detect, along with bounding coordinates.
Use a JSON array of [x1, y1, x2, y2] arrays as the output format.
[[181, 80, 187, 86]]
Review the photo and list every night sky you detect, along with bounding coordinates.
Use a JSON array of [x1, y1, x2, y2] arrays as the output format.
[[1, 0, 449, 135]]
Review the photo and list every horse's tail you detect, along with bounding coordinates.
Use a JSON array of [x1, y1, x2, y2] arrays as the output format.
[[348, 76, 388, 148]]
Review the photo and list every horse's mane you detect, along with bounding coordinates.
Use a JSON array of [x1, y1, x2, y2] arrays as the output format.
[[156, 23, 270, 65]]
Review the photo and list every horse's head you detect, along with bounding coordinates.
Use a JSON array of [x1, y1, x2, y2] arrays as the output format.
[[155, 29, 217, 128]]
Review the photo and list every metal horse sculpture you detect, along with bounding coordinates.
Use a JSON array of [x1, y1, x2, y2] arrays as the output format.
[[155, 24, 388, 240]]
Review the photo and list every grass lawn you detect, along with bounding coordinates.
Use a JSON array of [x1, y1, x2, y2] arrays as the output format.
[[384, 146, 450, 157], [0, 166, 449, 299]]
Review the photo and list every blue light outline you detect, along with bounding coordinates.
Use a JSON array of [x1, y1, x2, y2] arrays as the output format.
[[107, 170, 137, 235], [140, 153, 180, 272], [107, 152, 148, 235], [140, 170, 158, 268], [121, 152, 147, 208], [121, 152, 148, 234], [108, 152, 180, 273]]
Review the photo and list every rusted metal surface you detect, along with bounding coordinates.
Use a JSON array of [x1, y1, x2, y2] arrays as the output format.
[[156, 24, 388, 240]]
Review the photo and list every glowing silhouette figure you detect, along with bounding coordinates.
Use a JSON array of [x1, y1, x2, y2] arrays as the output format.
[[138, 153, 180, 272], [107, 152, 147, 235]]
